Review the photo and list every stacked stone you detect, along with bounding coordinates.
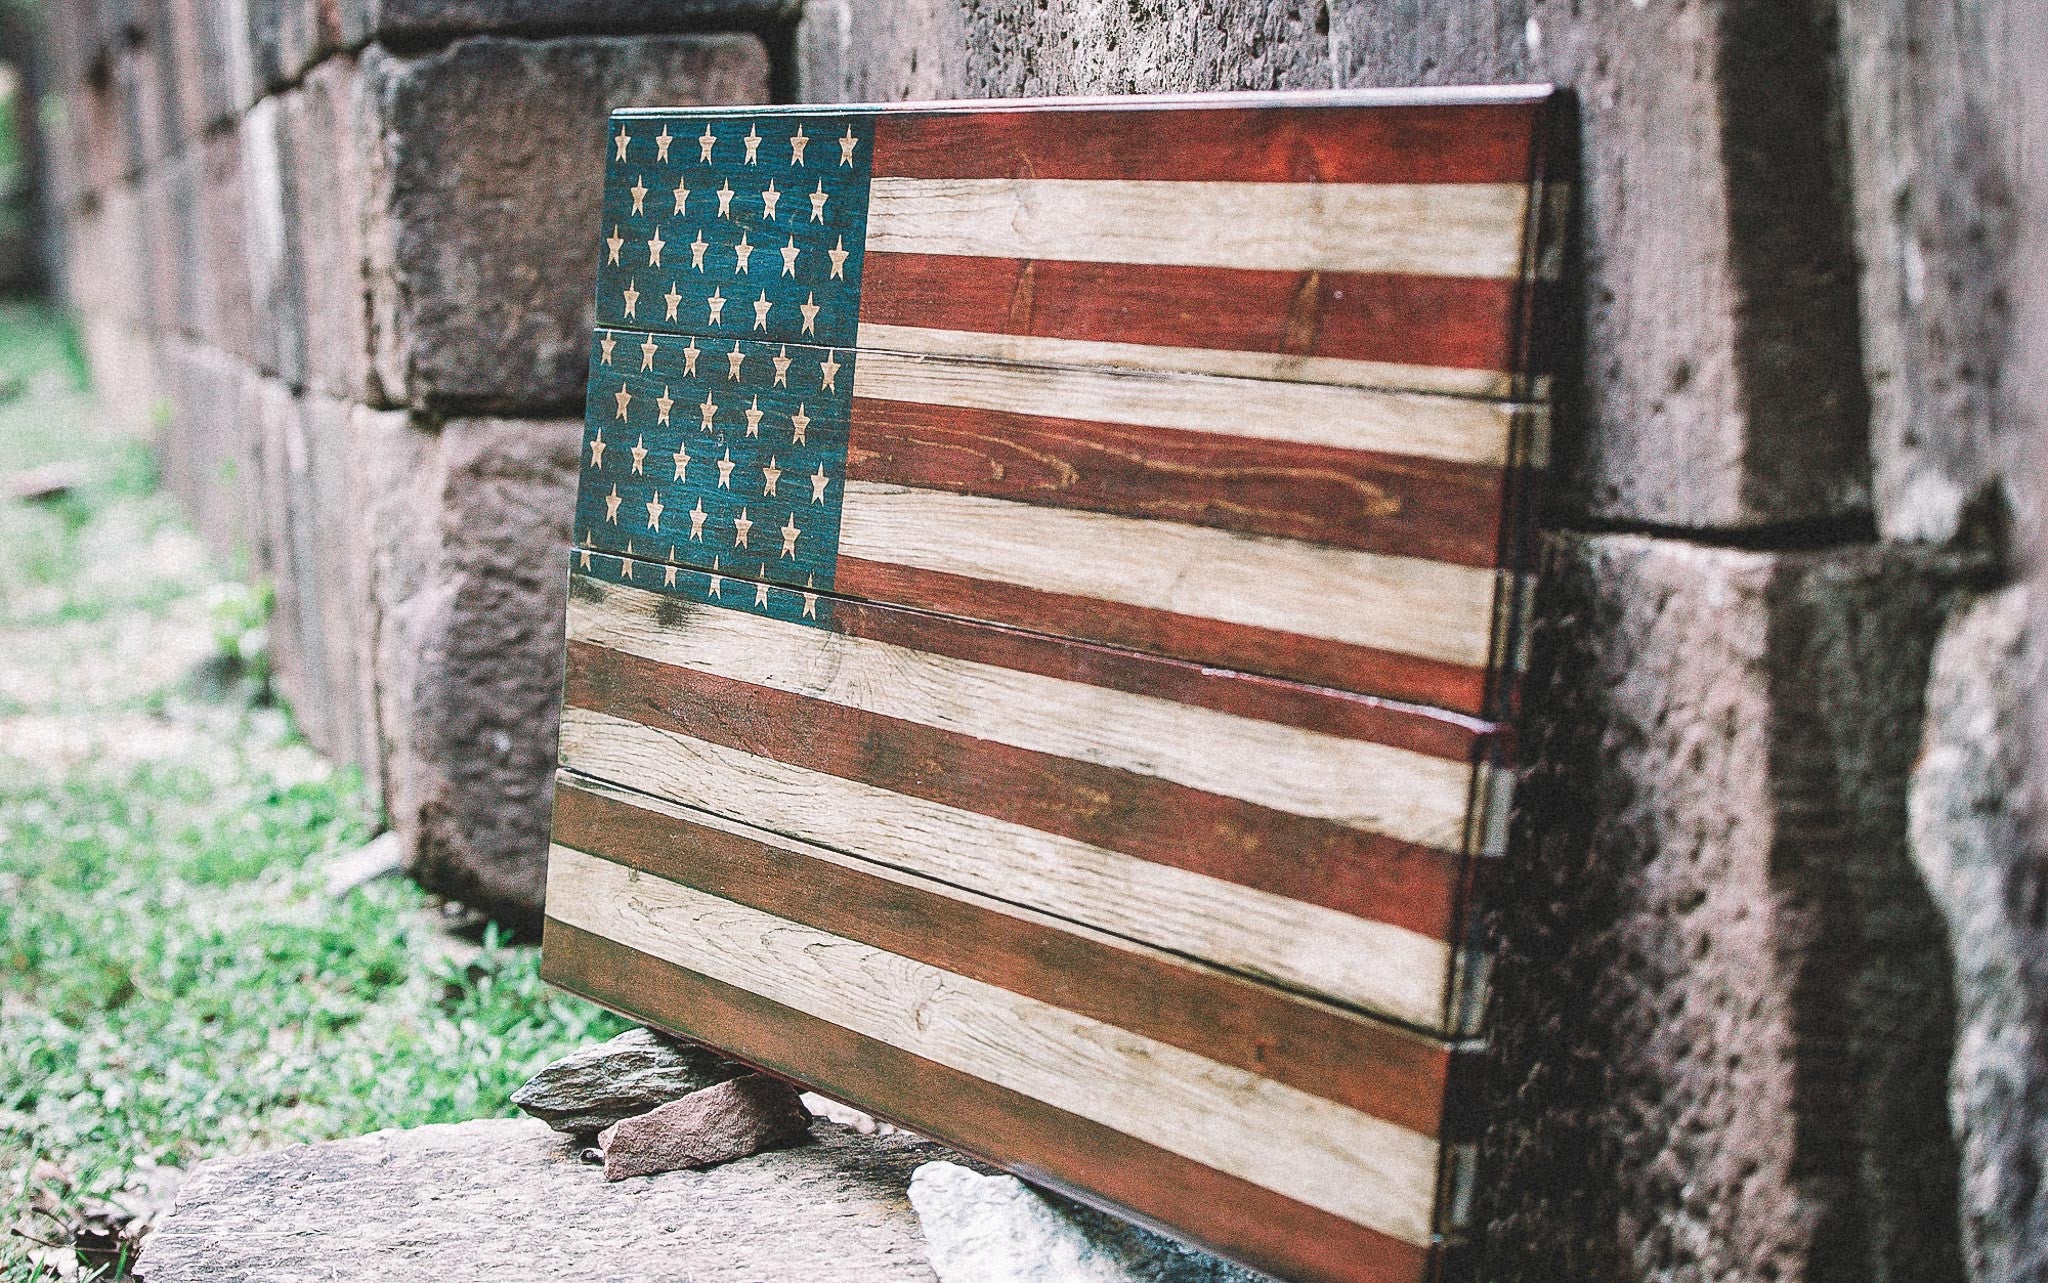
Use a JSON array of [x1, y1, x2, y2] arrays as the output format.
[[37, 0, 789, 927]]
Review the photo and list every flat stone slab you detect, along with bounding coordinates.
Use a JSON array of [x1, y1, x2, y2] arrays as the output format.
[[137, 1118, 946, 1282]]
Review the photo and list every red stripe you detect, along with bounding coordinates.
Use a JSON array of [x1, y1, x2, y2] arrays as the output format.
[[845, 396, 1509, 567], [563, 639, 1467, 940], [857, 253, 1525, 374], [870, 101, 1541, 185], [835, 556, 1494, 716], [544, 920, 1438, 1283], [552, 780, 1456, 1135]]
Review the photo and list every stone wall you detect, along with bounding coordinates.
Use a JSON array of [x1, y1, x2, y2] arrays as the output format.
[[34, 1, 2048, 1280]]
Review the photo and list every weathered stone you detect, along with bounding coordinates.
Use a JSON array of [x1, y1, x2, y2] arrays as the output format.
[[908, 1161, 1270, 1283], [240, 95, 305, 385], [361, 34, 768, 411], [246, 0, 338, 93], [286, 56, 377, 402], [379, 416, 581, 925], [163, 0, 250, 136], [1909, 586, 2048, 1283], [1469, 532, 1969, 1283], [196, 128, 255, 361], [597, 1073, 813, 1181], [512, 1027, 746, 1135], [159, 342, 260, 565], [138, 1118, 949, 1282], [343, 0, 798, 44]]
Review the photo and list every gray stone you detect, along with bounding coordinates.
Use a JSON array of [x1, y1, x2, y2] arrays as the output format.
[[285, 56, 377, 402], [378, 416, 582, 926], [323, 830, 406, 897], [136, 1117, 948, 1282], [344, 0, 798, 44], [512, 1027, 746, 1136], [362, 34, 769, 412], [240, 94, 305, 385], [196, 128, 255, 362], [1469, 533, 1969, 1283], [908, 1162, 1271, 1283], [597, 1073, 813, 1180], [1909, 586, 2048, 1283]]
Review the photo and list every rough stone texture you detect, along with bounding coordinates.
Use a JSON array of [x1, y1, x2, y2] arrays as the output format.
[[345, 0, 799, 44], [1909, 587, 2048, 1283], [378, 416, 581, 925], [195, 128, 254, 361], [240, 95, 304, 384], [361, 34, 769, 412], [908, 1162, 1270, 1283], [512, 1027, 747, 1136], [1469, 532, 1969, 1283], [285, 56, 376, 401], [598, 1074, 814, 1181], [136, 1118, 948, 1282]]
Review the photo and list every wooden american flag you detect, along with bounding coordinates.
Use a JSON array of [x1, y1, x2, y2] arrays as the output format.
[[543, 87, 1562, 1283]]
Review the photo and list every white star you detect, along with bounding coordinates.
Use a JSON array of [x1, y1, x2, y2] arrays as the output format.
[[605, 225, 623, 265], [671, 175, 690, 214], [733, 507, 752, 547], [629, 176, 647, 215], [689, 229, 709, 270], [613, 383, 632, 420], [808, 181, 828, 222], [698, 123, 716, 162], [818, 350, 841, 391], [646, 226, 665, 266], [604, 484, 622, 522], [838, 126, 858, 165], [743, 123, 761, 163], [761, 455, 781, 494], [698, 393, 718, 430], [639, 334, 657, 371], [716, 449, 735, 488], [780, 237, 800, 277], [630, 435, 647, 474], [579, 538, 593, 570], [802, 590, 818, 619], [754, 575, 771, 608], [655, 124, 672, 162], [761, 181, 781, 221], [753, 291, 772, 330], [588, 429, 606, 468], [799, 292, 819, 336], [621, 279, 639, 318], [671, 440, 689, 480], [733, 233, 754, 274], [689, 498, 708, 540], [645, 492, 664, 529], [664, 562, 678, 588], [707, 562, 723, 598], [599, 331, 616, 364], [810, 464, 830, 503], [655, 386, 674, 425], [682, 337, 701, 375], [790, 126, 809, 164], [617, 553, 632, 580], [746, 398, 764, 437], [663, 281, 682, 321], [772, 346, 792, 387], [827, 235, 849, 279], [614, 125, 630, 161], [706, 287, 726, 325], [716, 180, 735, 218], [790, 404, 809, 443], [779, 514, 800, 558], [726, 343, 745, 381]]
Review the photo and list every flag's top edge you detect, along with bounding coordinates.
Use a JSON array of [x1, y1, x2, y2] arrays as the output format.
[[610, 83, 1560, 120]]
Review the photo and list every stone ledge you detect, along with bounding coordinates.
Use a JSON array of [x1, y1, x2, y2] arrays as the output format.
[[136, 1117, 948, 1282]]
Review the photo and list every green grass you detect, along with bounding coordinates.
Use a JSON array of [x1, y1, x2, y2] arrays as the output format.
[[0, 303, 627, 1280]]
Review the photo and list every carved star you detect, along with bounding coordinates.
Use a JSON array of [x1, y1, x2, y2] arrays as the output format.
[[682, 338, 701, 376], [779, 514, 800, 558], [716, 180, 735, 218], [734, 232, 754, 274], [629, 176, 648, 215], [613, 383, 632, 420], [706, 287, 726, 325], [810, 464, 830, 503], [699, 393, 718, 431], [646, 227, 665, 267], [726, 343, 745, 381], [604, 484, 622, 522], [761, 455, 781, 494], [605, 225, 624, 265], [772, 346, 792, 387], [818, 350, 841, 391], [663, 281, 682, 321], [753, 291, 772, 330], [599, 331, 616, 364], [761, 181, 781, 221], [743, 123, 762, 164], [745, 399, 765, 437], [732, 507, 752, 547], [654, 124, 672, 162], [671, 176, 690, 214], [689, 498, 708, 540], [780, 237, 800, 277], [827, 236, 849, 279], [808, 181, 828, 222], [639, 334, 658, 371], [630, 435, 647, 474], [799, 292, 819, 336], [621, 279, 639, 318], [838, 127, 858, 166], [671, 440, 689, 480], [717, 449, 735, 488], [614, 125, 630, 162], [588, 429, 606, 468], [698, 124, 716, 162], [645, 492, 664, 530], [789, 126, 809, 165], [689, 229, 709, 270], [790, 404, 809, 444]]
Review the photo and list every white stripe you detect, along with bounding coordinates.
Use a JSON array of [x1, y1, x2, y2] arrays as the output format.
[[568, 579, 1476, 849], [850, 347, 1531, 468], [856, 320, 1543, 402], [557, 707, 1453, 1029], [548, 846, 1441, 1244], [866, 178, 1530, 279], [839, 483, 1502, 669]]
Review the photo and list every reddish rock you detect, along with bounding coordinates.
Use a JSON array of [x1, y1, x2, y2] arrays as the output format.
[[598, 1074, 813, 1182]]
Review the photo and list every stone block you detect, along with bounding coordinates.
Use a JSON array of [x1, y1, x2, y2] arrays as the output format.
[[377, 416, 582, 926], [163, 0, 250, 135], [1468, 533, 1969, 1283], [239, 95, 305, 384], [1908, 586, 2048, 1282], [137, 161, 182, 337], [253, 378, 330, 750], [138, 1118, 951, 1282], [161, 342, 261, 567], [513, 1028, 746, 1136], [78, 317, 160, 439], [113, 41, 169, 178], [361, 34, 768, 412], [246, 0, 340, 93], [341, 0, 797, 45], [286, 56, 376, 401], [195, 127, 255, 361], [65, 180, 145, 329], [596, 1074, 813, 1180]]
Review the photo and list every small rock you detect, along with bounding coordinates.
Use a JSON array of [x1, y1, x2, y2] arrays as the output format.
[[323, 831, 406, 898], [598, 1073, 812, 1181], [512, 1027, 745, 1135], [907, 1162, 1274, 1283]]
